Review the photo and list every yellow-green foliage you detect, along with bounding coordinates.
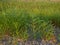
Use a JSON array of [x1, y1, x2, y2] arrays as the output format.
[[0, 1, 60, 40]]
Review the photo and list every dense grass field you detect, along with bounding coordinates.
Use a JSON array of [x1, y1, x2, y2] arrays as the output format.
[[0, 1, 60, 26], [0, 0, 60, 45]]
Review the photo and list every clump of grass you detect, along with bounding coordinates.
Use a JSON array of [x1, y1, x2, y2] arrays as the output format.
[[0, 11, 55, 41], [0, 0, 59, 41]]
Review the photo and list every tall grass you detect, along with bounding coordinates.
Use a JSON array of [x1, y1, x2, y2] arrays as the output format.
[[0, 1, 60, 41], [0, 11, 55, 41]]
